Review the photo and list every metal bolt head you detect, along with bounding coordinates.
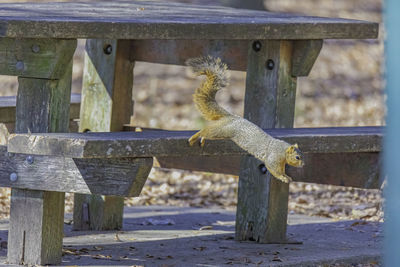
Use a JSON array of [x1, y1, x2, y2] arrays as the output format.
[[10, 173, 18, 182], [259, 164, 268, 174], [266, 59, 275, 70], [31, 44, 40, 53], [26, 156, 34, 164], [15, 61, 24, 71], [252, 41, 262, 52], [103, 44, 113, 55]]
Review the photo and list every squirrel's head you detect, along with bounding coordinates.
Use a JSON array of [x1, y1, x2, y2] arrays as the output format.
[[285, 144, 304, 167]]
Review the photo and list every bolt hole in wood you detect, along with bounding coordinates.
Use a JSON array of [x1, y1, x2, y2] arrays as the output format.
[[252, 40, 262, 52], [83, 129, 91, 133], [259, 164, 268, 174], [103, 44, 113, 55], [266, 59, 274, 70]]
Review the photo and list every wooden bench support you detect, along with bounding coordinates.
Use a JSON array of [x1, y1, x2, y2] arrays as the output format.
[[7, 38, 76, 265], [291, 40, 323, 77], [130, 39, 322, 76], [157, 152, 381, 189], [0, 146, 153, 195], [131, 40, 249, 71], [74, 39, 134, 231]]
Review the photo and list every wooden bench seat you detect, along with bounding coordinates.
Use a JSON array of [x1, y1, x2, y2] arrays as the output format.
[[6, 126, 382, 189], [8, 126, 382, 158]]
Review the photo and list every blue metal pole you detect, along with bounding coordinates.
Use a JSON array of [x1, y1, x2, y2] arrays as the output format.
[[384, 0, 400, 266]]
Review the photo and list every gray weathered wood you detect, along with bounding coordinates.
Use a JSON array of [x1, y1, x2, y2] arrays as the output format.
[[8, 38, 76, 265], [0, 38, 77, 79], [8, 189, 65, 265], [0, 1, 378, 40], [291, 40, 323, 77], [79, 39, 133, 132], [235, 40, 295, 243], [131, 40, 248, 71], [157, 152, 381, 189], [0, 146, 152, 196], [0, 123, 13, 145], [74, 39, 135, 231], [0, 94, 81, 123], [8, 126, 383, 158]]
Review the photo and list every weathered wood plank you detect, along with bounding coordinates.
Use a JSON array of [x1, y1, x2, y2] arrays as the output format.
[[0, 146, 152, 196], [0, 1, 378, 40], [0, 94, 81, 123], [79, 39, 133, 132], [235, 40, 296, 243], [8, 189, 65, 265], [291, 40, 323, 77], [157, 152, 381, 189], [0, 38, 77, 79], [74, 39, 135, 231], [8, 39, 76, 265], [8, 126, 383, 158], [131, 40, 248, 71]]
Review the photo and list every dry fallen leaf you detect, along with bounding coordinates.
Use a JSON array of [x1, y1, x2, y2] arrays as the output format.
[[199, 225, 213, 231], [272, 256, 283, 262]]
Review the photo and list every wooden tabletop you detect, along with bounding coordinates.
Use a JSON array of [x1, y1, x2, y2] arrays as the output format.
[[0, 1, 378, 40]]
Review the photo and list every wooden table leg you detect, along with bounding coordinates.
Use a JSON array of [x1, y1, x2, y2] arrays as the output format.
[[235, 39, 322, 243], [73, 39, 134, 230], [235, 40, 296, 243], [7, 38, 76, 265]]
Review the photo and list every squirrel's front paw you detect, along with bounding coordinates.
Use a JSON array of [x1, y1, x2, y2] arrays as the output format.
[[277, 174, 293, 184], [188, 137, 197, 146]]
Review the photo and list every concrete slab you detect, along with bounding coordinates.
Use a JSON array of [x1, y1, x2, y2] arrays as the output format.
[[0, 206, 382, 266]]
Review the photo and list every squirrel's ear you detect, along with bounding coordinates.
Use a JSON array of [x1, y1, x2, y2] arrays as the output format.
[[286, 145, 294, 153]]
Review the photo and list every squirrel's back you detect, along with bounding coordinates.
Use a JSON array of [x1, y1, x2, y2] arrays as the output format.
[[186, 56, 232, 121]]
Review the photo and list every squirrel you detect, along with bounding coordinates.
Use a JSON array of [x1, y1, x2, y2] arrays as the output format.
[[186, 56, 304, 183]]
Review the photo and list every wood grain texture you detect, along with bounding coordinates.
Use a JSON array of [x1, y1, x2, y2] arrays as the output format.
[[75, 39, 135, 231], [157, 152, 382, 189], [0, 146, 153, 196], [291, 40, 323, 77], [0, 1, 378, 40], [16, 62, 73, 133], [235, 40, 295, 243], [8, 127, 383, 158], [0, 38, 76, 79], [8, 39, 76, 265], [79, 39, 133, 132], [0, 94, 81, 123], [8, 189, 65, 265], [131, 40, 248, 71]]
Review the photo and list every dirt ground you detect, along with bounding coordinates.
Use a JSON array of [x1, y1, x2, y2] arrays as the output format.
[[0, 0, 384, 228]]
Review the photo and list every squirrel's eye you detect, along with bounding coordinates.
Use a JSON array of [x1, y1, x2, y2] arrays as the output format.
[[295, 156, 300, 160]]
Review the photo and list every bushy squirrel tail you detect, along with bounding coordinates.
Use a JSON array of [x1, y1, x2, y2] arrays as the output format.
[[186, 56, 232, 121]]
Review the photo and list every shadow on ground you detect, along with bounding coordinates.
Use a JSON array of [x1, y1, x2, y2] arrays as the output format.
[[0, 206, 382, 266]]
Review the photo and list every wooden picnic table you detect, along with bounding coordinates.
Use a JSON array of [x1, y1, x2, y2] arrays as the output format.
[[0, 1, 378, 265]]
